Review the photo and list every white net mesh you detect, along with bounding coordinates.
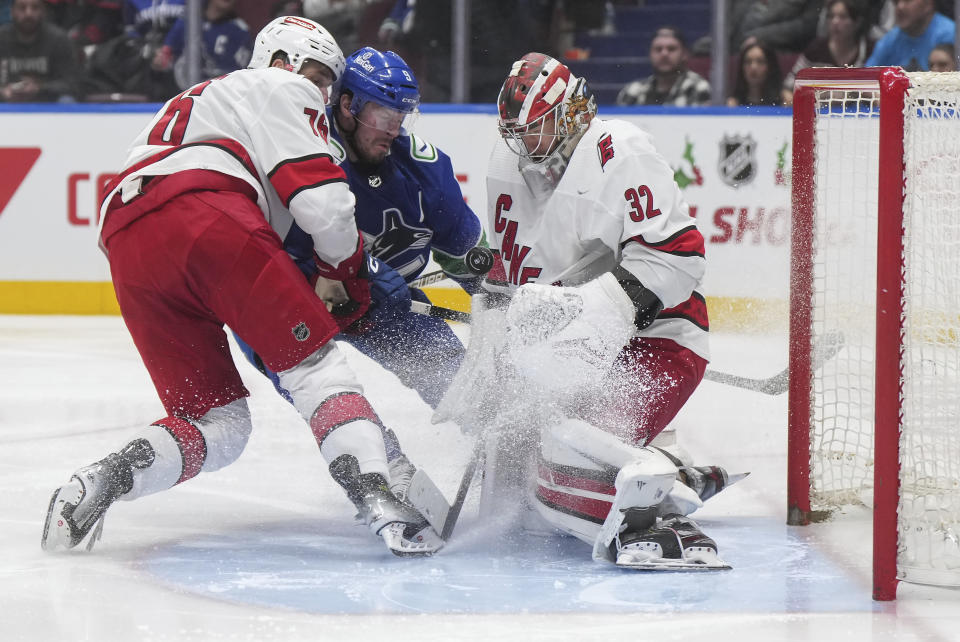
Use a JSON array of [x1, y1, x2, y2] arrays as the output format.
[[899, 73, 960, 585], [810, 89, 880, 508], [808, 73, 960, 586]]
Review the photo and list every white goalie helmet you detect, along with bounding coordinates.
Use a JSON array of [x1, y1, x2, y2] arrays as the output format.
[[248, 16, 345, 80]]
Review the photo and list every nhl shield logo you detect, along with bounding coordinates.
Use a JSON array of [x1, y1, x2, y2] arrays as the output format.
[[292, 322, 310, 342], [718, 134, 757, 187]]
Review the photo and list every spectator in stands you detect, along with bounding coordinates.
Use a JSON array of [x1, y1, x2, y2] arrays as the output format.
[[734, 0, 825, 53], [727, 41, 784, 106], [302, 0, 368, 56], [153, 0, 251, 90], [270, 1, 303, 19], [616, 26, 711, 107], [782, 0, 875, 105], [375, 0, 551, 102], [866, 0, 954, 71], [124, 0, 183, 40], [0, 0, 79, 101], [45, 1, 122, 51], [928, 42, 956, 71]]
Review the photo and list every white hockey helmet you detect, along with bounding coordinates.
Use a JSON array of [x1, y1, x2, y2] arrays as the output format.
[[248, 16, 345, 80]]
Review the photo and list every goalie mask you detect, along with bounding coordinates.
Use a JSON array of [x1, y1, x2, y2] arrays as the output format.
[[249, 16, 345, 80], [497, 52, 597, 195]]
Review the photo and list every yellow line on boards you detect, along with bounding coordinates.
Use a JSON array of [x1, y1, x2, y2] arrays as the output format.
[[0, 282, 789, 333]]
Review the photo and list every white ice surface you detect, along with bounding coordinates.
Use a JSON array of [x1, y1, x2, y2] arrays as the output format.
[[2, 315, 959, 641]]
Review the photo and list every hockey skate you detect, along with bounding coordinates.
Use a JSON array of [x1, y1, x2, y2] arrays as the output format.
[[614, 511, 730, 571], [679, 465, 749, 501], [330, 455, 443, 556], [42, 439, 153, 552]]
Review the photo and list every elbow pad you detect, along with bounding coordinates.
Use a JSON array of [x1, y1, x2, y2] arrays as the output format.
[[611, 264, 663, 330]]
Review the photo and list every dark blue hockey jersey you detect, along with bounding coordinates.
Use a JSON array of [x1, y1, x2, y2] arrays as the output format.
[[284, 117, 483, 283]]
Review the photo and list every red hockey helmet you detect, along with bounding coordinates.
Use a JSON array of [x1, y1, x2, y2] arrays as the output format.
[[497, 52, 595, 163]]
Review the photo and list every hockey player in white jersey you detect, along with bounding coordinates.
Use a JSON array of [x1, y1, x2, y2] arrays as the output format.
[[439, 52, 737, 569], [41, 16, 442, 557]]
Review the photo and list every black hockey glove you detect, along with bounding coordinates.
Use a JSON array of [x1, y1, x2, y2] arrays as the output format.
[[611, 264, 664, 330]]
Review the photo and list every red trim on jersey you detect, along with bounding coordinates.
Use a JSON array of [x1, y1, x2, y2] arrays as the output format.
[[625, 225, 705, 258], [268, 154, 346, 208], [660, 291, 709, 331], [154, 416, 207, 484], [309, 392, 383, 446], [100, 138, 259, 211], [538, 464, 616, 496], [536, 485, 612, 522]]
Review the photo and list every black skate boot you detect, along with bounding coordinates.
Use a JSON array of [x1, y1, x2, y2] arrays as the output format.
[[678, 465, 748, 501], [653, 447, 749, 501], [330, 455, 443, 556], [42, 439, 155, 552], [614, 512, 730, 570]]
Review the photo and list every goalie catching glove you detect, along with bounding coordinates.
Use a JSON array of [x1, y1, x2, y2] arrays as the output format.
[[505, 272, 627, 394]]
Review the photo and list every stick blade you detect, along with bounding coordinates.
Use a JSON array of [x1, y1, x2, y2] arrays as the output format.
[[406, 469, 450, 536]]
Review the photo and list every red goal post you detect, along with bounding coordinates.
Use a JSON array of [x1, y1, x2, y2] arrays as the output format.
[[788, 67, 960, 601]]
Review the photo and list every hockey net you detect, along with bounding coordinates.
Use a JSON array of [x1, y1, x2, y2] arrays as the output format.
[[788, 68, 960, 601]]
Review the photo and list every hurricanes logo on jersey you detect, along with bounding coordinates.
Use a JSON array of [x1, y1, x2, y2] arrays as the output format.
[[597, 134, 614, 169]]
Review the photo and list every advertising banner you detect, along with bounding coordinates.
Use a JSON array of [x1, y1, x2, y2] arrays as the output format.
[[0, 105, 793, 326]]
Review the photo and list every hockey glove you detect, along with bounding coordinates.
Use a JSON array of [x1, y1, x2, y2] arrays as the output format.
[[504, 273, 636, 395], [314, 243, 371, 330], [611, 264, 664, 330], [365, 254, 411, 325]]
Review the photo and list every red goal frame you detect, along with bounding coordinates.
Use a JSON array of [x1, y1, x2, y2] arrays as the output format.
[[787, 67, 910, 602]]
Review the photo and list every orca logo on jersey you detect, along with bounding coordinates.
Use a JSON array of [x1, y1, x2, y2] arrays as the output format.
[[597, 134, 614, 169], [292, 322, 311, 342]]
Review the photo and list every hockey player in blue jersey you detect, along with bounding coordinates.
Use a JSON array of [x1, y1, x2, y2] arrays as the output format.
[[234, 46, 485, 491]]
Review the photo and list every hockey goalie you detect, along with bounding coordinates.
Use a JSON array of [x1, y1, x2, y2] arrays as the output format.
[[435, 53, 742, 570]]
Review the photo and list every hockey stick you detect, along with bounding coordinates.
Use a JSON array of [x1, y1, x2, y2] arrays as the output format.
[[406, 438, 484, 541], [441, 439, 484, 540], [409, 269, 447, 289], [408, 301, 846, 396], [701, 330, 844, 396], [409, 299, 472, 323]]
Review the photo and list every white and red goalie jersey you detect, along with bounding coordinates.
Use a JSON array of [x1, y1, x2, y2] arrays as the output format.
[[98, 67, 358, 270], [484, 117, 709, 360]]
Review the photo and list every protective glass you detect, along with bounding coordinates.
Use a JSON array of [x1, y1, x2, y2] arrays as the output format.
[[355, 101, 419, 136], [498, 104, 563, 162]]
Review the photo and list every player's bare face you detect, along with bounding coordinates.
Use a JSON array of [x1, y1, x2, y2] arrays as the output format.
[[298, 60, 335, 103]]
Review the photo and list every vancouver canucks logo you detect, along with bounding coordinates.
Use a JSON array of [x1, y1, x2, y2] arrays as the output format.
[[365, 208, 431, 264]]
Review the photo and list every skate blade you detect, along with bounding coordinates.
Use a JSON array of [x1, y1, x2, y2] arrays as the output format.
[[41, 481, 83, 552], [616, 548, 731, 571], [616, 558, 732, 571], [380, 522, 444, 557]]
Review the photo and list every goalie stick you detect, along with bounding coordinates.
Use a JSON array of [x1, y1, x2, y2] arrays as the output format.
[[408, 301, 845, 396]]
